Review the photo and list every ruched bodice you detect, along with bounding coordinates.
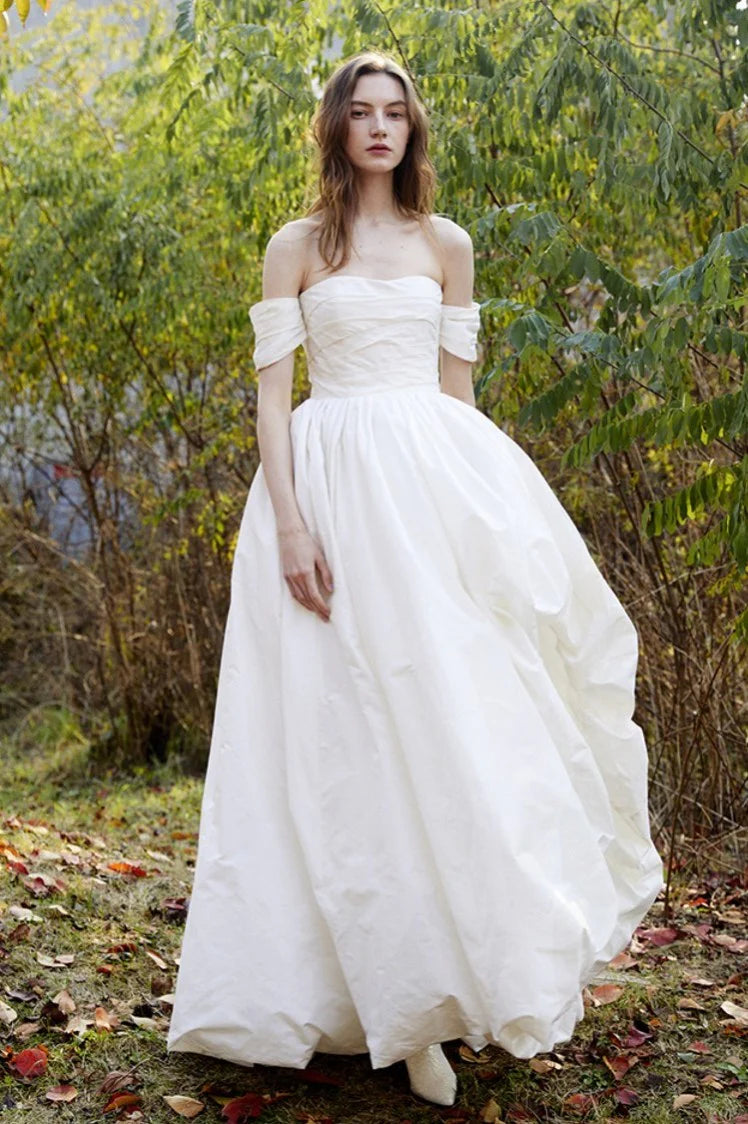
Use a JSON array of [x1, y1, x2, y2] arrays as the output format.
[[248, 274, 481, 398]]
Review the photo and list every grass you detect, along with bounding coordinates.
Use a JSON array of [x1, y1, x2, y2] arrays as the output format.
[[0, 708, 746, 1123]]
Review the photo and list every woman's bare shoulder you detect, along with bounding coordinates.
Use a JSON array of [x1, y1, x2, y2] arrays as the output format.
[[261, 218, 321, 298], [428, 212, 473, 249]]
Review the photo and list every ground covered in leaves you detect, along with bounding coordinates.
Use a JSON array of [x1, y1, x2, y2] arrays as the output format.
[[0, 715, 746, 1123]]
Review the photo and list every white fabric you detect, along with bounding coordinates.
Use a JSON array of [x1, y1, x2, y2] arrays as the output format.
[[167, 273, 664, 1073]]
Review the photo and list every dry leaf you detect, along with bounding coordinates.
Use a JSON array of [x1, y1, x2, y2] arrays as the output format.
[[146, 949, 169, 970], [103, 1092, 142, 1114], [458, 1043, 485, 1063], [673, 1093, 697, 1108], [163, 1095, 205, 1118], [98, 1068, 140, 1095], [52, 989, 76, 1015], [590, 984, 623, 1005], [677, 997, 707, 1011], [480, 1098, 501, 1122], [45, 1084, 77, 1102], [720, 1000, 748, 1026], [529, 1058, 562, 1073], [95, 1006, 118, 1031], [0, 1000, 17, 1025]]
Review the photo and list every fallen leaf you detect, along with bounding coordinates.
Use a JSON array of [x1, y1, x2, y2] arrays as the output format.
[[608, 951, 638, 970], [603, 1054, 638, 1080], [52, 989, 76, 1015], [528, 1057, 562, 1073], [98, 1069, 141, 1095], [95, 1006, 118, 1031], [221, 1091, 289, 1122], [687, 1040, 712, 1053], [458, 1043, 486, 1063], [45, 1084, 78, 1102], [614, 1087, 639, 1105], [146, 950, 169, 970], [636, 927, 680, 946], [720, 1000, 748, 1026], [36, 952, 75, 968], [8, 1044, 49, 1078], [0, 1000, 17, 1025], [107, 861, 148, 878], [103, 1092, 142, 1114], [480, 1098, 501, 1122], [163, 1094, 205, 1118], [590, 984, 623, 1005], [677, 996, 707, 1011], [289, 1069, 343, 1086], [8, 905, 39, 922], [673, 1093, 698, 1108]]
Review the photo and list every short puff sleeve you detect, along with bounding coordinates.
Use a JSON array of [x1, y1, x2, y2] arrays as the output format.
[[439, 301, 481, 361], [248, 296, 306, 370]]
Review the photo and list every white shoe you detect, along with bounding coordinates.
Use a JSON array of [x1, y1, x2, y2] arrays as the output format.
[[405, 1042, 457, 1105]]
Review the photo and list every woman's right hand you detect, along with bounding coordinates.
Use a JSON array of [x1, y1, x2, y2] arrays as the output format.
[[278, 527, 334, 622]]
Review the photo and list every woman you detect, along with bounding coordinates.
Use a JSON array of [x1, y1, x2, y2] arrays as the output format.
[[166, 50, 664, 1108]]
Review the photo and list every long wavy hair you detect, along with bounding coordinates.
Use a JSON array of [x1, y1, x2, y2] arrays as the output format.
[[304, 51, 439, 273]]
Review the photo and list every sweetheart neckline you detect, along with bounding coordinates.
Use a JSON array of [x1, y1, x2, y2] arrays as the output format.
[[298, 273, 443, 300]]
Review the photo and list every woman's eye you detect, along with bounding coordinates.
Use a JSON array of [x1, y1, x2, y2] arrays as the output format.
[[350, 110, 405, 118]]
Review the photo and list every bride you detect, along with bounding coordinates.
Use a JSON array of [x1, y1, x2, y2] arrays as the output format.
[[166, 50, 665, 1109]]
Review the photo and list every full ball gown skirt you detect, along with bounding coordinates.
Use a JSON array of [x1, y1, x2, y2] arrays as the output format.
[[166, 274, 664, 1071]]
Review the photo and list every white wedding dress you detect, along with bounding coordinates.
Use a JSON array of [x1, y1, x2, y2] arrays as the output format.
[[166, 273, 664, 1072]]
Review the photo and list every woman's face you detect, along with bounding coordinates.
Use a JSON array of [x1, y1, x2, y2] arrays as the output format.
[[343, 71, 412, 174]]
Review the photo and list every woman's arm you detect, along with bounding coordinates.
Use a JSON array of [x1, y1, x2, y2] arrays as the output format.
[[439, 222, 477, 408], [255, 225, 333, 621]]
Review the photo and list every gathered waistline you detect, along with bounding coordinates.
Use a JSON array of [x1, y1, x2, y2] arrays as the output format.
[[308, 382, 441, 400]]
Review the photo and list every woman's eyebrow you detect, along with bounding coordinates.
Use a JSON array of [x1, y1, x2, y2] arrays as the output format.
[[350, 99, 407, 108]]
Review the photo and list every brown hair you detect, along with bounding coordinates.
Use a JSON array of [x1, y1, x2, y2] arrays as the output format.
[[304, 51, 439, 272]]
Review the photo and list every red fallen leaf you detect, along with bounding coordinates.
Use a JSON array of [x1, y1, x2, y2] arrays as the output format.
[[289, 1069, 344, 1086], [614, 1087, 640, 1105], [221, 1092, 290, 1121], [107, 861, 148, 878], [688, 1040, 713, 1053], [6, 859, 29, 875], [563, 1092, 596, 1113], [108, 942, 138, 955], [8, 1044, 49, 1078], [22, 874, 66, 897], [97, 965, 114, 975], [46, 1084, 78, 1102], [635, 927, 679, 946], [620, 1025, 654, 1048], [103, 1092, 142, 1113], [603, 1054, 639, 1080]]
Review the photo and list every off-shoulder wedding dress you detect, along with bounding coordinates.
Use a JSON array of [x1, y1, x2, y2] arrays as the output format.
[[166, 273, 664, 1074]]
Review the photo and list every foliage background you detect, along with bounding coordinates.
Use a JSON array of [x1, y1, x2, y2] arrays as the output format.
[[0, 0, 746, 878]]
